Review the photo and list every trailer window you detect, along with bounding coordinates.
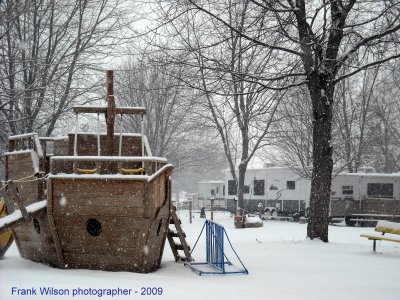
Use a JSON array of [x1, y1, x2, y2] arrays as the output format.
[[228, 180, 237, 195], [254, 180, 265, 195], [342, 186, 353, 195], [287, 181, 295, 190], [367, 183, 393, 198]]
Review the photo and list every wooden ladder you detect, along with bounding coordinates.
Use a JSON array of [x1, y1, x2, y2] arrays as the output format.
[[167, 207, 192, 262]]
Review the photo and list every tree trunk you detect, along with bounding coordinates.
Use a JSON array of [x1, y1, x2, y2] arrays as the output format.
[[307, 75, 334, 242], [237, 162, 247, 215]]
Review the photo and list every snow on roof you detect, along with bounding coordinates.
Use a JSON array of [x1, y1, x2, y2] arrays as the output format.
[[222, 166, 291, 173], [338, 172, 400, 178], [198, 180, 225, 184]]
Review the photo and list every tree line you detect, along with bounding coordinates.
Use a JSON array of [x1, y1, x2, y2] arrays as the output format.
[[1, 0, 400, 241]]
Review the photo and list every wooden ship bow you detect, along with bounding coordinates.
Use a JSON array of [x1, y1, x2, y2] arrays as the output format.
[[1, 70, 174, 273]]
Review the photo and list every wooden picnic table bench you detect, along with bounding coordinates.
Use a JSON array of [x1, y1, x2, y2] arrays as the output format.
[[360, 220, 400, 252]]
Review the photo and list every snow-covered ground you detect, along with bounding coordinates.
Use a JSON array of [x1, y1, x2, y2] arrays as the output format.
[[1, 211, 399, 300]]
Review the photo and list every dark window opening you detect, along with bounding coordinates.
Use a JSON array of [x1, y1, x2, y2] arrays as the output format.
[[342, 185, 353, 195], [367, 183, 393, 198], [287, 181, 295, 190], [254, 180, 265, 196], [228, 180, 237, 195], [33, 219, 40, 234], [86, 218, 102, 236], [223, 185, 225, 196], [211, 189, 216, 196]]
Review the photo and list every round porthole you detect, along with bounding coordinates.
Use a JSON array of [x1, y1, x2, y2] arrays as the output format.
[[86, 218, 102, 236], [33, 219, 40, 234]]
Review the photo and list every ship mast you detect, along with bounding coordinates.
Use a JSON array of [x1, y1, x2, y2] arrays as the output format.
[[106, 70, 116, 155]]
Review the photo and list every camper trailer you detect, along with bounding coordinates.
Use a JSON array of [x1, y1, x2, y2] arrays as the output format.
[[222, 166, 310, 216], [197, 181, 225, 210], [199, 165, 400, 222], [330, 171, 400, 224]]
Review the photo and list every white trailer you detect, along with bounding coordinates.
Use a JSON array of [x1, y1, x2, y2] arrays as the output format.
[[198, 165, 400, 219]]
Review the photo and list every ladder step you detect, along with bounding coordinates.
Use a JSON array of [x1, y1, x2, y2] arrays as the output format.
[[174, 244, 184, 251], [171, 243, 190, 251], [178, 256, 188, 261], [170, 218, 181, 225], [168, 230, 186, 238], [167, 206, 192, 262]]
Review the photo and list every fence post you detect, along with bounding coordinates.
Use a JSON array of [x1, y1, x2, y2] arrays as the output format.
[[189, 201, 192, 224], [211, 196, 214, 221]]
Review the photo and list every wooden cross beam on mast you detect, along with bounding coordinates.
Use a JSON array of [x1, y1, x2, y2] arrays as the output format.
[[71, 70, 146, 156]]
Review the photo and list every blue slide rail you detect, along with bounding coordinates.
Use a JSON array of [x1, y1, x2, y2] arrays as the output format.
[[185, 220, 248, 275]]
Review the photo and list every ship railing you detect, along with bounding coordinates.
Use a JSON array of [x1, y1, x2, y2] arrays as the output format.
[[49, 156, 170, 177], [7, 133, 43, 158]]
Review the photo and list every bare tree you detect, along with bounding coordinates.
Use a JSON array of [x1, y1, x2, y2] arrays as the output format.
[[115, 55, 197, 158], [365, 67, 400, 173], [263, 86, 313, 178], [150, 1, 286, 217], [332, 67, 380, 173], [0, 0, 135, 141], [147, 0, 400, 240], [114, 54, 227, 193]]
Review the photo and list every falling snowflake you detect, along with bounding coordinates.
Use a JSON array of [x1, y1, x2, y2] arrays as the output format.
[[59, 194, 67, 206], [143, 245, 149, 255]]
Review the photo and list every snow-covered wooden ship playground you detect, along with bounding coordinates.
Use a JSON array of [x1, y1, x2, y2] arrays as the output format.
[[0, 71, 191, 272]]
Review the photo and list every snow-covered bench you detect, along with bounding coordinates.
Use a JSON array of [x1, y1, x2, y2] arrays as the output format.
[[360, 220, 400, 252]]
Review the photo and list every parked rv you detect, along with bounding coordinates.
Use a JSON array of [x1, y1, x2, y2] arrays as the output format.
[[197, 165, 400, 224]]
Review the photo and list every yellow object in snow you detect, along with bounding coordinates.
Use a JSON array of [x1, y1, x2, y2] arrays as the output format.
[[0, 198, 14, 259], [120, 168, 145, 175], [73, 167, 97, 174]]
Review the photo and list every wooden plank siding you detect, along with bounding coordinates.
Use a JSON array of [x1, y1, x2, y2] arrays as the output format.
[[67, 134, 142, 157], [5, 152, 57, 264], [48, 176, 171, 272], [4, 144, 173, 273], [11, 211, 58, 265], [6, 154, 36, 180]]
